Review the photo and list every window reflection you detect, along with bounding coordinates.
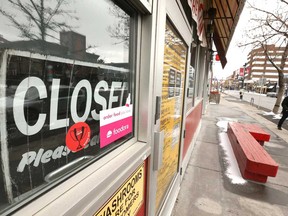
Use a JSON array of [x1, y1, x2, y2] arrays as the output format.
[[0, 0, 136, 212], [0, 0, 130, 63], [186, 66, 195, 110]]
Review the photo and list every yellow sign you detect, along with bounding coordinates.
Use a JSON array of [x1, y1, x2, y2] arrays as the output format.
[[95, 164, 144, 216], [156, 21, 187, 211]]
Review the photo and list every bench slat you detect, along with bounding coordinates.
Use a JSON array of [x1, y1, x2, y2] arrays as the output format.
[[242, 123, 270, 145]]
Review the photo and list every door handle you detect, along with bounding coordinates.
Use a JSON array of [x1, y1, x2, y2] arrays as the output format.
[[153, 130, 164, 170]]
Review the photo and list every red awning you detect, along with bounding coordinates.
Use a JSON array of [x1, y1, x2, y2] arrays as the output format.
[[213, 28, 227, 68]]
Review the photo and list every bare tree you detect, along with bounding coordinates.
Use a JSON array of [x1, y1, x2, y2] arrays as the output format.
[[0, 0, 78, 41], [107, 5, 130, 47], [240, 0, 288, 113]]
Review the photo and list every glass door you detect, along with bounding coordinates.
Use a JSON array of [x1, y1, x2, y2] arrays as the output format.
[[155, 20, 188, 212]]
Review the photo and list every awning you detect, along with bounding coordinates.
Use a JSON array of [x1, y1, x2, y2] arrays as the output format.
[[213, 28, 227, 68], [204, 0, 246, 68]]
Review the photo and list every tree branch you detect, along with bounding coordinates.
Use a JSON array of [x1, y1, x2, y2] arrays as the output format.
[[248, 2, 287, 28], [280, 0, 288, 6], [15, 0, 42, 31], [0, 0, 77, 41]]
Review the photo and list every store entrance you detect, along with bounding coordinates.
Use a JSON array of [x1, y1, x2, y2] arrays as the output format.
[[155, 20, 188, 212]]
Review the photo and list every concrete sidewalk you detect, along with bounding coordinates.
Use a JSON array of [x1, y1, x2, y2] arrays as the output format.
[[172, 94, 288, 216]]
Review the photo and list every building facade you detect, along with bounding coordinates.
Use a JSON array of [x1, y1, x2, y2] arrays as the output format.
[[0, 0, 244, 215], [248, 45, 288, 83]]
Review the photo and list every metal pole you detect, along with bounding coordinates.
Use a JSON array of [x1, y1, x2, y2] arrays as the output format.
[[257, 74, 264, 109]]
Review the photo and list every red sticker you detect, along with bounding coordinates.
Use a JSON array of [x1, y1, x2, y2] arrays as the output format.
[[66, 122, 91, 152]]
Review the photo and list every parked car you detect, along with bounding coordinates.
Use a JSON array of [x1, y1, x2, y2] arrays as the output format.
[[266, 92, 277, 97]]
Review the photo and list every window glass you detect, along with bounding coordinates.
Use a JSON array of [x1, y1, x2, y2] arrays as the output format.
[[186, 66, 195, 110], [156, 20, 187, 212], [196, 47, 205, 98], [0, 0, 136, 212]]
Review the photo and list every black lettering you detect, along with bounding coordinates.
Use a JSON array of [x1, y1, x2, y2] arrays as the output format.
[[116, 192, 123, 208], [106, 207, 112, 216], [112, 199, 117, 212], [130, 178, 135, 188], [138, 169, 142, 179], [122, 187, 127, 199], [126, 182, 131, 193]]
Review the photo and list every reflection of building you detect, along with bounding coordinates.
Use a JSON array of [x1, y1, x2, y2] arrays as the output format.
[[60, 31, 86, 60], [0, 31, 100, 63], [0, 34, 9, 43], [248, 45, 288, 82]]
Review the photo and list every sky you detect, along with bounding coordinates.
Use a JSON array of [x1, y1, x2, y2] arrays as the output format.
[[212, 0, 282, 80]]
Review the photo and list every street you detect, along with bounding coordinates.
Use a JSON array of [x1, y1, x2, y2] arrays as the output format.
[[223, 90, 282, 112]]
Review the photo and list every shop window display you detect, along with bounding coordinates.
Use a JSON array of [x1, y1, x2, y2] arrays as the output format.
[[0, 0, 136, 212]]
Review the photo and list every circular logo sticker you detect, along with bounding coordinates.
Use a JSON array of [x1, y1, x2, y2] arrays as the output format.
[[66, 122, 91, 152]]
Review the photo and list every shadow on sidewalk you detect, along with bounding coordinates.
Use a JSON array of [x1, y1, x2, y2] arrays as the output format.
[[223, 95, 288, 131]]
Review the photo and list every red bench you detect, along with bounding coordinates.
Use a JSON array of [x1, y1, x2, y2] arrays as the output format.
[[227, 122, 278, 183], [241, 123, 270, 146]]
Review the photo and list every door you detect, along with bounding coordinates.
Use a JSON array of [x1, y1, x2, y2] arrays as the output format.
[[155, 20, 188, 212]]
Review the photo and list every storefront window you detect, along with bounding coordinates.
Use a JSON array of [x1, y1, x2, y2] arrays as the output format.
[[186, 66, 195, 110], [0, 0, 136, 212]]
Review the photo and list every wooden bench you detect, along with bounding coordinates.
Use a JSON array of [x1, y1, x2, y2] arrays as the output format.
[[241, 123, 270, 146], [227, 122, 278, 183]]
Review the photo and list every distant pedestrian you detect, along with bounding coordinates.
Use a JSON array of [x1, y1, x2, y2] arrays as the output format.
[[239, 91, 243, 100], [277, 96, 288, 130]]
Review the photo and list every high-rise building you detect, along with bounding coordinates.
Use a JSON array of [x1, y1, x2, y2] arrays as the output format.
[[247, 45, 288, 83]]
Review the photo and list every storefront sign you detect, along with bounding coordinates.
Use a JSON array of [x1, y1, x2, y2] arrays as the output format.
[[239, 68, 244, 76], [95, 164, 144, 216], [17, 134, 100, 172], [12, 76, 128, 136], [187, 0, 206, 46], [100, 103, 133, 148], [3, 53, 133, 200], [17, 145, 70, 172]]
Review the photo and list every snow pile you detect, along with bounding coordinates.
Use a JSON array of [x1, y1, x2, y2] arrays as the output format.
[[217, 119, 247, 185]]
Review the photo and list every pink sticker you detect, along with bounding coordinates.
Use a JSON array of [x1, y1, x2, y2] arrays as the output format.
[[66, 122, 91, 152], [100, 116, 132, 148], [100, 105, 133, 148]]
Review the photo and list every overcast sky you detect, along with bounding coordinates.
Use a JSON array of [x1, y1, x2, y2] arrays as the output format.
[[212, 0, 282, 80]]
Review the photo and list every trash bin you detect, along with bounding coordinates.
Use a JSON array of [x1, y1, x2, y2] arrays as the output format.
[[209, 91, 220, 104]]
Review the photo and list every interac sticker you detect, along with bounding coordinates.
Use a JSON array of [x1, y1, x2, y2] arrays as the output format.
[[95, 164, 144, 216]]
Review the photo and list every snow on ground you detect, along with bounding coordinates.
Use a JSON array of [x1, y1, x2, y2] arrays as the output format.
[[261, 111, 282, 120], [217, 119, 247, 185]]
